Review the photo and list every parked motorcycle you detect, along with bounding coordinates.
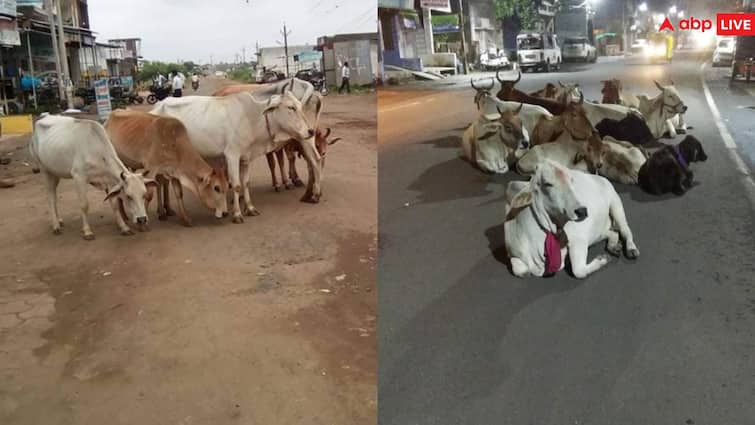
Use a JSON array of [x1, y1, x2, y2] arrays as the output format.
[[146, 85, 171, 104]]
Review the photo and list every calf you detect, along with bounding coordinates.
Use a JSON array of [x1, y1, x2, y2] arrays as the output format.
[[267, 127, 341, 191], [461, 104, 529, 173], [29, 114, 156, 239], [638, 135, 707, 195], [504, 160, 639, 278], [496, 70, 571, 115], [530, 92, 594, 146], [595, 112, 655, 145], [105, 110, 229, 226]]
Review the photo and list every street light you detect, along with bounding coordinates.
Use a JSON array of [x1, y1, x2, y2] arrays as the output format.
[[638, 2, 648, 12], [669, 5, 677, 15], [677, 10, 684, 18]]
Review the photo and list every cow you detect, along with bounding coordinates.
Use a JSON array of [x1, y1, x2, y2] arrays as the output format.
[[213, 79, 325, 193], [267, 127, 341, 191], [595, 112, 655, 145], [496, 70, 571, 115], [151, 90, 318, 223], [104, 110, 229, 226], [600, 79, 622, 104], [638, 135, 708, 195], [472, 78, 552, 136], [622, 80, 688, 139], [460, 104, 529, 173], [29, 114, 157, 240], [530, 92, 595, 146], [503, 160, 639, 278], [470, 78, 496, 109], [531, 81, 581, 104]]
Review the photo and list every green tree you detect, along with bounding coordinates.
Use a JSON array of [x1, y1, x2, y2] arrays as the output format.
[[492, 0, 539, 30], [137, 61, 191, 83]]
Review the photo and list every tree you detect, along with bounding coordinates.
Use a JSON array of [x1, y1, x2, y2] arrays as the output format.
[[137, 61, 190, 83], [492, 0, 539, 30]]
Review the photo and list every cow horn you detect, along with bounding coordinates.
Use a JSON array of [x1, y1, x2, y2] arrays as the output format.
[[495, 69, 504, 83], [558, 80, 565, 87], [470, 78, 479, 90], [516, 103, 523, 113], [515, 70, 521, 83], [324, 127, 332, 138], [497, 105, 503, 115], [654, 80, 664, 91]]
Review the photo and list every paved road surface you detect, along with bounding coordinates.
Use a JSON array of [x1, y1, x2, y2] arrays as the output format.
[[378, 55, 755, 425]]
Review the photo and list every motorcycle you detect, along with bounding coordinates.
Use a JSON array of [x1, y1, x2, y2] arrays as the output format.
[[311, 75, 328, 96], [146, 85, 172, 104], [192, 80, 200, 91]]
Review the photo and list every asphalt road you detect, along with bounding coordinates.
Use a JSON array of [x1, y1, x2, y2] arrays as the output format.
[[378, 54, 755, 425]]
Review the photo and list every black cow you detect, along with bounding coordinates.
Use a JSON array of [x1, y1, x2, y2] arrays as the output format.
[[638, 135, 708, 195], [595, 112, 655, 146]]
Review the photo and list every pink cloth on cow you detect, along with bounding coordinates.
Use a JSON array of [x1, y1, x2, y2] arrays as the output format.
[[544, 231, 562, 275]]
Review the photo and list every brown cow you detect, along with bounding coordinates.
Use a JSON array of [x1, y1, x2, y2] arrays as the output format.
[[267, 128, 341, 191], [530, 92, 595, 146], [601, 79, 622, 104], [496, 70, 571, 115], [105, 109, 229, 226]]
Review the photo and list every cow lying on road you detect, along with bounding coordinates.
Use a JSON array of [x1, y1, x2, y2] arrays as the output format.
[[496, 70, 573, 116], [152, 90, 318, 223], [622, 80, 689, 139], [504, 160, 639, 278], [595, 112, 655, 146], [105, 110, 229, 225], [638, 135, 708, 195], [461, 104, 529, 173], [29, 114, 157, 239]]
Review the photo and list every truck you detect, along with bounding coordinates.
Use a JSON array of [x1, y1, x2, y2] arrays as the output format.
[[555, 10, 597, 62]]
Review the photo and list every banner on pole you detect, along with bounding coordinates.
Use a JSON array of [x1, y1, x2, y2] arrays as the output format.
[[94, 79, 112, 121]]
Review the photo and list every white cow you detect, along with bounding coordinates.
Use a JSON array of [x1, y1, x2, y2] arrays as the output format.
[[476, 91, 552, 136], [581, 101, 635, 127], [151, 90, 317, 223], [504, 160, 639, 278], [623, 81, 688, 138], [517, 136, 648, 184], [460, 105, 529, 174], [29, 114, 157, 240]]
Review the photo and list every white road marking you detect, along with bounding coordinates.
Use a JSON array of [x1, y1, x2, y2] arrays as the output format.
[[699, 62, 755, 207]]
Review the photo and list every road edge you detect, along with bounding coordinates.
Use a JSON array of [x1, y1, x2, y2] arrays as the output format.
[[699, 61, 755, 209]]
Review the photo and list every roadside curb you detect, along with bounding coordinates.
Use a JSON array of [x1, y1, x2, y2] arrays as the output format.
[[700, 61, 755, 209]]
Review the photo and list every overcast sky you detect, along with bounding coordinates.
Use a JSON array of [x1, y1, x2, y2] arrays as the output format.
[[88, 0, 375, 64]]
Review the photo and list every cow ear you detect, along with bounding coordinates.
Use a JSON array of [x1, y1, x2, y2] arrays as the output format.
[[328, 137, 342, 146], [654, 80, 664, 91], [510, 188, 533, 210], [120, 171, 126, 181], [104, 184, 123, 202], [141, 169, 150, 178], [573, 151, 585, 164], [263, 97, 281, 114]]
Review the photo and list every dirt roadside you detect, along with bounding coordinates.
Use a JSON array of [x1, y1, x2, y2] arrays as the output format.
[[0, 78, 377, 425]]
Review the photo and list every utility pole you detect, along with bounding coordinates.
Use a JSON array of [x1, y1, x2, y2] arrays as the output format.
[[242, 47, 246, 64], [457, 0, 469, 74], [621, 0, 627, 54], [45, 0, 64, 102], [281, 23, 291, 77], [54, 0, 73, 109]]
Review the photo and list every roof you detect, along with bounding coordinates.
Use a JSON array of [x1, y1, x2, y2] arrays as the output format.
[[318, 32, 378, 43]]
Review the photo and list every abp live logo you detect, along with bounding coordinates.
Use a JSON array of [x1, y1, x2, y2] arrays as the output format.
[[657, 13, 755, 36]]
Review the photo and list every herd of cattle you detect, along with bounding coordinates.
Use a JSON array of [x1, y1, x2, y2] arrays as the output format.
[[460, 70, 709, 278], [29, 78, 339, 240]]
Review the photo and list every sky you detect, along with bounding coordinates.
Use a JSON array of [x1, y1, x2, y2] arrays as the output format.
[[88, 0, 376, 64]]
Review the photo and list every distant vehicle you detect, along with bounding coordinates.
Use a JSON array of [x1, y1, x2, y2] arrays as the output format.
[[628, 39, 649, 56], [480, 49, 511, 70], [562, 37, 597, 62], [647, 32, 673, 63], [730, 35, 755, 82], [294, 68, 328, 95], [214, 70, 227, 78], [516, 32, 561, 72], [713, 37, 736, 67]]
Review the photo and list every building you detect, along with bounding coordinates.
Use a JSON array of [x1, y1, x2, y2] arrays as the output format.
[[108, 38, 142, 76], [378, 0, 423, 71], [317, 32, 378, 87], [463, 0, 504, 58], [257, 45, 318, 76]]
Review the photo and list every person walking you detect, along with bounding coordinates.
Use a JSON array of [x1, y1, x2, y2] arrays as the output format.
[[172, 71, 184, 98], [338, 61, 351, 94]]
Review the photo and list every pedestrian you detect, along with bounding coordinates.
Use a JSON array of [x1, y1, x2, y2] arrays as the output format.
[[338, 61, 351, 94], [191, 72, 200, 91], [156, 72, 167, 88], [172, 71, 184, 98]]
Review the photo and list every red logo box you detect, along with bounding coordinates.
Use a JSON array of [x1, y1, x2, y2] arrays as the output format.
[[717, 13, 755, 35]]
